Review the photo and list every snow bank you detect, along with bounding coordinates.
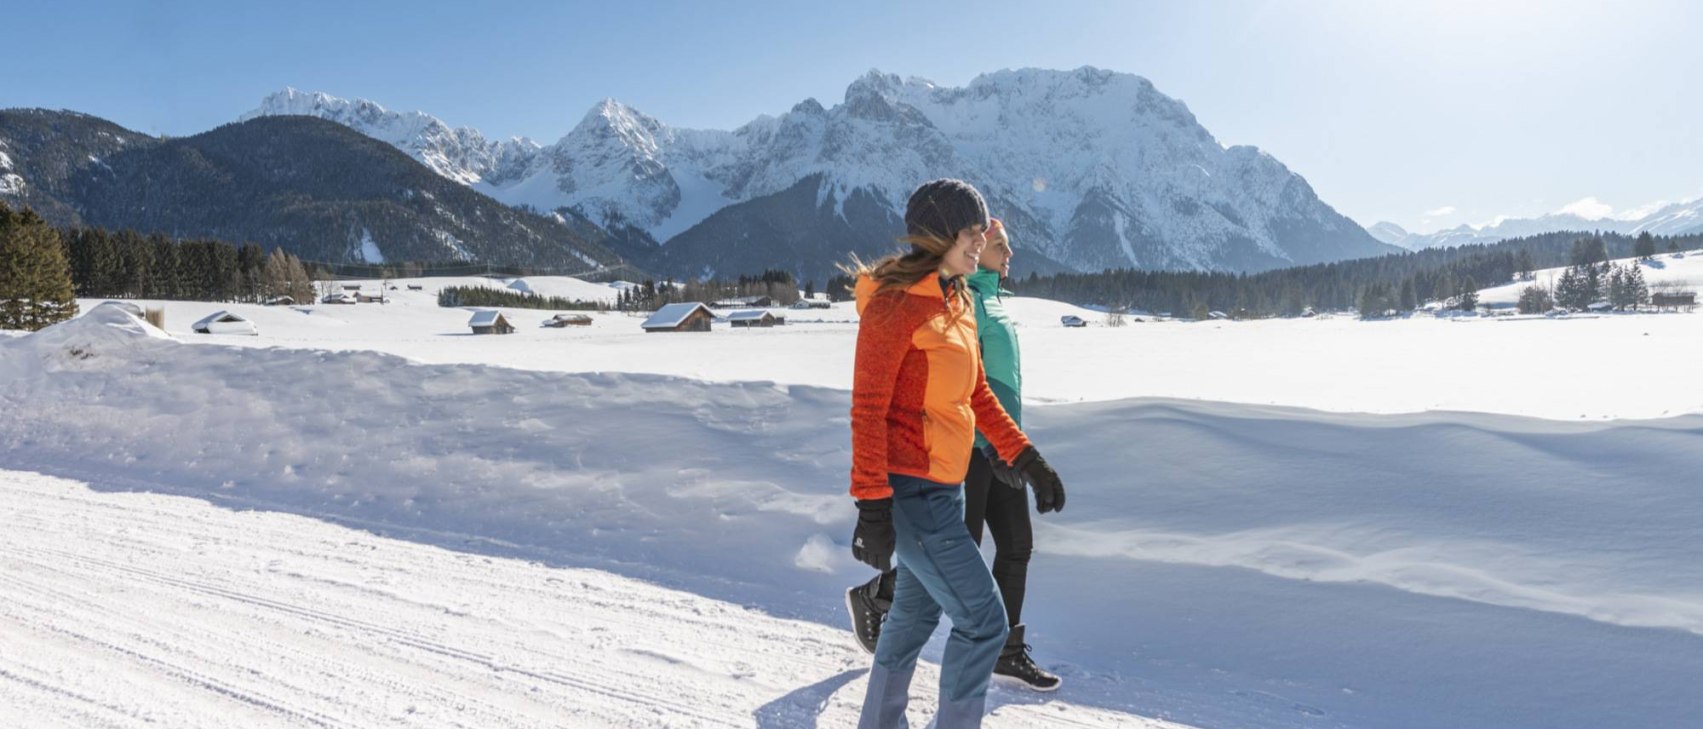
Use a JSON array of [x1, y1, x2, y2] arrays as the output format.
[[0, 301, 174, 379], [3, 312, 1702, 727]]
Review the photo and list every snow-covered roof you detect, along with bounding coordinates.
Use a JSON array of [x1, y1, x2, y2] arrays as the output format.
[[725, 310, 773, 322], [468, 310, 508, 327], [192, 311, 249, 329], [642, 302, 713, 329]]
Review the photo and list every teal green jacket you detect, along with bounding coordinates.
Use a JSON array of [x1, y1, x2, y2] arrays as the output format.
[[967, 266, 1021, 449]]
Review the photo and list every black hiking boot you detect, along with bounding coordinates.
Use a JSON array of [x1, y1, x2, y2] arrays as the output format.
[[994, 624, 1062, 692], [845, 574, 891, 655]]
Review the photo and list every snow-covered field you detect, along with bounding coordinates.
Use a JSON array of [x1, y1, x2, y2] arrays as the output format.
[[3, 262, 1702, 728], [99, 259, 1703, 421]]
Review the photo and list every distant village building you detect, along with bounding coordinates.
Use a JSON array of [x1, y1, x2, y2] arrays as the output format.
[[322, 293, 357, 305], [728, 310, 782, 328], [642, 302, 715, 333], [790, 298, 832, 309], [264, 296, 295, 306], [356, 291, 386, 304], [1651, 291, 1697, 311], [407, 284, 425, 291], [1060, 315, 1087, 328], [543, 313, 594, 328], [710, 295, 773, 309], [192, 311, 258, 336], [468, 310, 516, 335]]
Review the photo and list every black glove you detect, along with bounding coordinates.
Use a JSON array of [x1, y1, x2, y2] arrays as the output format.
[[851, 498, 895, 571], [980, 444, 1025, 491], [1011, 446, 1066, 514]]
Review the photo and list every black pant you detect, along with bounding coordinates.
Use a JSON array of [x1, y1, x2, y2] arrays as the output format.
[[865, 448, 1034, 628]]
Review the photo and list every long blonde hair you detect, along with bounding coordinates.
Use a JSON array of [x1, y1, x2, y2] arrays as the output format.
[[839, 232, 972, 314]]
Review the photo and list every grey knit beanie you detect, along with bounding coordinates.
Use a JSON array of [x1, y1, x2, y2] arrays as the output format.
[[904, 179, 989, 244]]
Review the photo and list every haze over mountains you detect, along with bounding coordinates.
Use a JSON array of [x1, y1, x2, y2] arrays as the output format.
[[1370, 196, 1703, 250]]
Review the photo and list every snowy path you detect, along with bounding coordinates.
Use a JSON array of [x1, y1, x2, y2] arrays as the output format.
[[0, 470, 1185, 729]]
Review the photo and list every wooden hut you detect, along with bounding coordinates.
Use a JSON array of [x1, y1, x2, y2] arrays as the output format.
[[1652, 291, 1697, 311], [641, 302, 715, 333], [543, 313, 594, 328], [468, 310, 516, 335], [727, 310, 779, 328]]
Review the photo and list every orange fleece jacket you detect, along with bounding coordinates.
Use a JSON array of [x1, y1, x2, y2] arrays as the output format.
[[849, 272, 1031, 501]]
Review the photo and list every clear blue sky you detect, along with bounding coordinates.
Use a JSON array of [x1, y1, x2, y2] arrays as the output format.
[[8, 0, 1701, 233]]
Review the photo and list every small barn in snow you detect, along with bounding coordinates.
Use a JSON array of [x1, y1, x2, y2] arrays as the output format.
[[543, 313, 593, 328], [192, 311, 258, 336], [1652, 291, 1697, 311], [468, 310, 516, 335], [728, 310, 781, 328], [642, 302, 715, 333]]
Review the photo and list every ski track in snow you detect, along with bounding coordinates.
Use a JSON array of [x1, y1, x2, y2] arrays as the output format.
[[0, 471, 1181, 729]]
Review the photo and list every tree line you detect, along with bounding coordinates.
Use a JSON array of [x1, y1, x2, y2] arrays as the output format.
[[1516, 235, 1660, 314], [1008, 230, 1703, 319], [437, 285, 608, 311], [61, 224, 318, 305], [614, 269, 802, 311]]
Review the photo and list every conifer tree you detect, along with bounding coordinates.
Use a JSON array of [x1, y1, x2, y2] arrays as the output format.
[[1634, 232, 1657, 260], [1607, 265, 1629, 309], [0, 204, 78, 331], [1555, 266, 1591, 310], [1433, 269, 1456, 308], [1623, 263, 1649, 310], [1517, 285, 1552, 314], [285, 253, 315, 304], [1456, 276, 1480, 311]]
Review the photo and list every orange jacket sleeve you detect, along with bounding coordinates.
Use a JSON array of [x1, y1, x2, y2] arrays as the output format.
[[849, 293, 909, 500], [971, 361, 1031, 464]]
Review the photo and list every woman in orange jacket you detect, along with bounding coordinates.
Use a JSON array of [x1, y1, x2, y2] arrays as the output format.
[[847, 178, 1066, 729]]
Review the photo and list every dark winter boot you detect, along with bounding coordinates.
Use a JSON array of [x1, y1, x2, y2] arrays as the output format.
[[994, 624, 1061, 692], [845, 572, 893, 655]]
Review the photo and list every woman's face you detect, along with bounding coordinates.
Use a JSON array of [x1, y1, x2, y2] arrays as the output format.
[[979, 226, 1012, 277], [938, 224, 987, 278]]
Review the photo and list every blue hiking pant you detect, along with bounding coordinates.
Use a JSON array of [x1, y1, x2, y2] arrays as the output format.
[[859, 474, 1009, 729]]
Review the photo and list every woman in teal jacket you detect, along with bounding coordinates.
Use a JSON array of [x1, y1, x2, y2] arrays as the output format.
[[846, 217, 1064, 691]]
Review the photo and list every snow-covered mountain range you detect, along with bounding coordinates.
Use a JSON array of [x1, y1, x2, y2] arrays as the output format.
[[1370, 197, 1703, 250], [246, 68, 1397, 278]]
